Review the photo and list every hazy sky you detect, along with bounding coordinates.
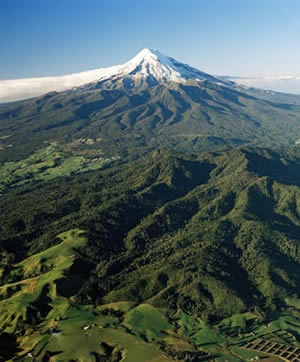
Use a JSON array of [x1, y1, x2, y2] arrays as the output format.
[[1, 0, 300, 80]]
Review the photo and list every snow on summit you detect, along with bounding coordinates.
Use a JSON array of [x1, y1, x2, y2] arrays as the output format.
[[76, 48, 225, 89], [1, 48, 300, 103], [94, 48, 224, 84], [0, 48, 224, 102], [113, 48, 187, 82]]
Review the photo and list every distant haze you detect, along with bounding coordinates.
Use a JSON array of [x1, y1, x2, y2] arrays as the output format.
[[223, 75, 300, 95]]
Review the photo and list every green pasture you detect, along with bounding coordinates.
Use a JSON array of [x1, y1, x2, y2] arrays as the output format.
[[0, 143, 117, 192], [0, 229, 87, 334]]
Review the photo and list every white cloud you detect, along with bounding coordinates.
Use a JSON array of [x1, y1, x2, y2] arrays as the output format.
[[223, 75, 300, 95], [0, 67, 114, 103], [1, 68, 300, 103]]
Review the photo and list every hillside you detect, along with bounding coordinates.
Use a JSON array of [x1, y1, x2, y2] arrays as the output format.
[[1, 147, 300, 359], [1, 148, 300, 305], [1, 49, 300, 360], [1, 50, 300, 165]]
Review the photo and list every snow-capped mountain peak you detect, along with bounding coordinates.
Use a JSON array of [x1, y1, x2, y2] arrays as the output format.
[[120, 48, 185, 82], [89, 48, 226, 87], [129, 48, 165, 63], [0, 48, 228, 102]]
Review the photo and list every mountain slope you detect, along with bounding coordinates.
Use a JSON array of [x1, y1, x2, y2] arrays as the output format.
[[1, 147, 300, 318], [1, 76, 300, 164], [1, 49, 300, 164]]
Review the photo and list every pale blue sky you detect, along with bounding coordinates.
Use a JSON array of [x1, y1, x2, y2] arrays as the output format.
[[1, 0, 300, 79]]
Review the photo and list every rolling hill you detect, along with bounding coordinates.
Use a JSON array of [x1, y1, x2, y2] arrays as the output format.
[[1, 147, 300, 359]]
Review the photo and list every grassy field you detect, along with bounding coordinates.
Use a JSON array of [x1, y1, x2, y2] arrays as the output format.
[[285, 297, 300, 310], [0, 142, 118, 193], [124, 304, 175, 341], [2, 287, 300, 361], [0, 229, 196, 361], [0, 229, 87, 335], [1, 238, 299, 361], [45, 305, 174, 362], [40, 311, 300, 361]]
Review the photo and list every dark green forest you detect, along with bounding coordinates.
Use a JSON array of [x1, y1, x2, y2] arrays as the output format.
[[1, 147, 300, 320]]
